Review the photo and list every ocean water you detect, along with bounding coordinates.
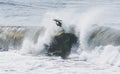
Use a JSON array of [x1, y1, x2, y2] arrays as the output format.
[[1, 0, 120, 74]]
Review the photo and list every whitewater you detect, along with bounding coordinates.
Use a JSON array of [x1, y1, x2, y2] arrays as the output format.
[[1, 0, 120, 74]]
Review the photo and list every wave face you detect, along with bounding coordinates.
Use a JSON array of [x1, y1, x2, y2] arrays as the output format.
[[82, 25, 120, 50], [0, 26, 26, 51], [1, 0, 120, 67]]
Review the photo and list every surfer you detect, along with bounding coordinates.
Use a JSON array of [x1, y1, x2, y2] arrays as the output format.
[[53, 19, 65, 35], [53, 19, 62, 27]]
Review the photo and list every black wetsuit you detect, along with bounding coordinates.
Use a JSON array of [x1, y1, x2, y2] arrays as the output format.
[[55, 21, 62, 27]]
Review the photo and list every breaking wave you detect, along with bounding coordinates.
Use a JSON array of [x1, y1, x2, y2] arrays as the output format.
[[1, 6, 120, 67]]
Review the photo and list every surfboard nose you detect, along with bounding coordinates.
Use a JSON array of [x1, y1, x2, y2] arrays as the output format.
[[53, 19, 62, 21]]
